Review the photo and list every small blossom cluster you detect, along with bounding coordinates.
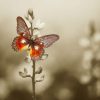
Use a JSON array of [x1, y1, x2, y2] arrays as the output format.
[[18, 9, 46, 82], [25, 8, 45, 35], [12, 8, 59, 83]]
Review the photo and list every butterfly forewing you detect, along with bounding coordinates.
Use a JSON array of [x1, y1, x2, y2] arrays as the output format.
[[35, 34, 59, 48], [17, 16, 30, 38]]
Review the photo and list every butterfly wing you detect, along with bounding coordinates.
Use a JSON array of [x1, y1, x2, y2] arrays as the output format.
[[12, 36, 29, 51], [17, 16, 31, 38], [29, 46, 44, 61], [34, 34, 59, 48]]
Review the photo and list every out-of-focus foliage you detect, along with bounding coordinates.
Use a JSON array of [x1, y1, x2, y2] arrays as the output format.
[[79, 22, 100, 99]]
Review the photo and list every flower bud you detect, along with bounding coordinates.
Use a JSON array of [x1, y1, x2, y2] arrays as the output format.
[[35, 66, 42, 74], [19, 71, 26, 78], [93, 32, 100, 44], [34, 19, 45, 29], [28, 8, 34, 19], [79, 38, 90, 49]]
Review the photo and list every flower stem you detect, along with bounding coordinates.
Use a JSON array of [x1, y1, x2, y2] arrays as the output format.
[[30, 22, 33, 36], [30, 15, 36, 100], [32, 60, 36, 100]]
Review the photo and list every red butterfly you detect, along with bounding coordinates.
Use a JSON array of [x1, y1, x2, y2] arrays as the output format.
[[12, 16, 59, 60]]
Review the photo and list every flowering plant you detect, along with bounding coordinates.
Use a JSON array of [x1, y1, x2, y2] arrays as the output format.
[[11, 9, 59, 100]]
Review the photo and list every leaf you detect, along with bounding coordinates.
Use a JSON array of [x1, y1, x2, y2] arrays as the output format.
[[34, 19, 45, 29], [19, 72, 26, 78], [24, 68, 28, 74], [35, 66, 42, 74], [35, 74, 45, 83]]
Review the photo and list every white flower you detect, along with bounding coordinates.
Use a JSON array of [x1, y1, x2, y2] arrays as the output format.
[[80, 74, 91, 84], [7, 63, 32, 92], [83, 50, 94, 62], [93, 32, 100, 44], [95, 51, 100, 60], [93, 65, 100, 78], [82, 50, 93, 70], [25, 12, 33, 23], [82, 60, 91, 70], [92, 43, 99, 53], [79, 38, 90, 49], [34, 19, 45, 29], [33, 30, 41, 36], [28, 8, 33, 16]]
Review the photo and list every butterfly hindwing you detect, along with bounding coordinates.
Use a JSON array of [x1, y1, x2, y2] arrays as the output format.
[[12, 36, 19, 51], [17, 16, 30, 38], [30, 46, 44, 60], [12, 36, 29, 51], [35, 34, 59, 48]]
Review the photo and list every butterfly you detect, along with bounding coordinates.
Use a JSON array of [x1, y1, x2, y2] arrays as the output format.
[[12, 16, 59, 60]]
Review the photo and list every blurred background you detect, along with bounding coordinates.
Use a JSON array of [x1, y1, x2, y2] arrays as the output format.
[[0, 0, 100, 100]]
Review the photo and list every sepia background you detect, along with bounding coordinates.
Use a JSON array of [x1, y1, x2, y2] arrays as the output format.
[[0, 0, 100, 100]]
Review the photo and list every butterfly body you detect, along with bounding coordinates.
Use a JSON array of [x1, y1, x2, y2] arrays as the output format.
[[12, 16, 59, 60]]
